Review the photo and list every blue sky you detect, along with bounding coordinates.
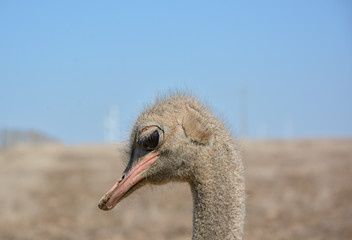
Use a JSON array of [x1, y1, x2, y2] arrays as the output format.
[[1, 1, 351, 143]]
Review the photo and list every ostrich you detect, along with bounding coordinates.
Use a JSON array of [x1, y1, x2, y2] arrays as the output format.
[[98, 95, 245, 240]]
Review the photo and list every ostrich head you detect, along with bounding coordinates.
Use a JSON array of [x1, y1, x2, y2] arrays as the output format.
[[98, 95, 215, 210]]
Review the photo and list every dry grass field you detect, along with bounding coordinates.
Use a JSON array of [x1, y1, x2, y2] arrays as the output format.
[[0, 139, 351, 240]]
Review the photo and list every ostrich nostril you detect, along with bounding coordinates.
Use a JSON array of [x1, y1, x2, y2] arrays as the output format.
[[117, 173, 126, 184], [121, 173, 126, 181]]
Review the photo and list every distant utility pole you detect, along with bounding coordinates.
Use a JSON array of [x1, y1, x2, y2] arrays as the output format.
[[239, 85, 248, 139], [104, 105, 118, 143]]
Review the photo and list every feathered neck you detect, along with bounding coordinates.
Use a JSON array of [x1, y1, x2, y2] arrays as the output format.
[[189, 144, 245, 240]]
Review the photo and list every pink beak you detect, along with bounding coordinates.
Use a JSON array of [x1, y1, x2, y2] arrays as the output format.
[[98, 151, 159, 210]]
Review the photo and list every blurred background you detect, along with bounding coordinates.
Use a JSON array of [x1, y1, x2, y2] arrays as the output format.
[[0, 1, 351, 239]]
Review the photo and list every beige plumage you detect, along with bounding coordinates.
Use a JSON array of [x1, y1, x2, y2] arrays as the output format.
[[98, 94, 245, 240]]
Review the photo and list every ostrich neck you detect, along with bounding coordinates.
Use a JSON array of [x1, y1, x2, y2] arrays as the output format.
[[190, 154, 245, 240]]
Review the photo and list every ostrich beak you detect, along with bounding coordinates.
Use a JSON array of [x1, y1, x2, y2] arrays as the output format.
[[98, 151, 159, 211]]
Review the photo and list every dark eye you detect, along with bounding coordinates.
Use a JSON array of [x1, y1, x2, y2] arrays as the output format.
[[139, 130, 159, 150]]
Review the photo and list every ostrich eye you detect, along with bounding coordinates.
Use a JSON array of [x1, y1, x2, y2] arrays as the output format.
[[139, 130, 159, 150]]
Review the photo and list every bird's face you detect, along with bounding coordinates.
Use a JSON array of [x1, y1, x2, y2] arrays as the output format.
[[98, 118, 194, 211]]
